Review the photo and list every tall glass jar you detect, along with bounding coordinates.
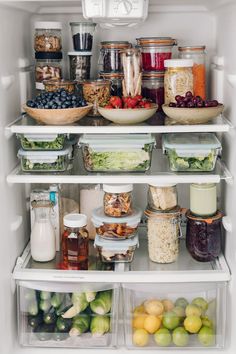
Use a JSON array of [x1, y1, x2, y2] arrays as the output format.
[[34, 21, 62, 52], [120, 48, 142, 97], [30, 200, 56, 262], [190, 183, 217, 217], [164, 59, 193, 104], [179, 46, 206, 99], [35, 52, 62, 91], [99, 41, 131, 73], [142, 72, 164, 109], [99, 72, 124, 97], [70, 22, 96, 51]]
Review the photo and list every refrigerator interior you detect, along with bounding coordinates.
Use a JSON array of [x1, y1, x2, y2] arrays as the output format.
[[0, 0, 236, 353]]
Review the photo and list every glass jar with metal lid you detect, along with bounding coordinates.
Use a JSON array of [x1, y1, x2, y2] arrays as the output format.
[[35, 52, 62, 91], [145, 206, 181, 264], [190, 183, 217, 217], [99, 41, 131, 73], [99, 72, 124, 97], [137, 37, 177, 71], [81, 79, 111, 116], [178, 46, 206, 99], [142, 71, 165, 108], [34, 21, 62, 52], [164, 59, 194, 104]]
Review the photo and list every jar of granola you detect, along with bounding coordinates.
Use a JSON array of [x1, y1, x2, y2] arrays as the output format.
[[35, 52, 62, 91], [145, 207, 181, 263], [81, 80, 110, 116], [103, 184, 133, 217], [34, 22, 62, 52]]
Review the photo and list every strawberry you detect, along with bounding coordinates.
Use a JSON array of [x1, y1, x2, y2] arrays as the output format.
[[126, 97, 139, 109], [143, 102, 152, 108], [110, 96, 123, 108], [104, 104, 113, 109], [133, 95, 143, 102]]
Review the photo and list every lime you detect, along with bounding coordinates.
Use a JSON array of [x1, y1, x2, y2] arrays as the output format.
[[191, 297, 208, 312], [202, 316, 214, 329], [133, 328, 149, 347], [172, 327, 189, 347], [198, 326, 215, 346], [162, 311, 180, 330], [185, 304, 202, 317], [173, 306, 185, 319], [184, 315, 202, 333], [154, 328, 172, 347], [174, 297, 188, 309]]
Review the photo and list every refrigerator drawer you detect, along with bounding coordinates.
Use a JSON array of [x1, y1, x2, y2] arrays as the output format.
[[17, 280, 119, 348], [123, 282, 227, 350]]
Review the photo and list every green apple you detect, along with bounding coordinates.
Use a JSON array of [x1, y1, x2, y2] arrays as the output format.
[[198, 326, 215, 346], [185, 304, 202, 317], [172, 327, 189, 347], [162, 311, 180, 330], [191, 297, 208, 312], [154, 328, 172, 347]]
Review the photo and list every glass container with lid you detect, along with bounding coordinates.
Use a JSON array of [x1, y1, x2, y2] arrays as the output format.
[[190, 183, 217, 217], [99, 41, 131, 73], [142, 71, 164, 108], [68, 51, 92, 81], [99, 72, 124, 97], [186, 210, 222, 262], [43, 79, 76, 93], [62, 213, 89, 269], [103, 184, 133, 217], [17, 133, 66, 151], [70, 22, 96, 51], [178, 46, 206, 99], [120, 48, 142, 97], [34, 21, 62, 52], [164, 59, 193, 104], [148, 183, 178, 212], [137, 37, 177, 72], [35, 52, 62, 91], [145, 206, 181, 264], [81, 79, 111, 116]]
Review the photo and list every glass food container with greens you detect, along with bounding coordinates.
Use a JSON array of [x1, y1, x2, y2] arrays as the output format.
[[17, 134, 66, 151], [78, 134, 155, 173], [162, 133, 222, 172]]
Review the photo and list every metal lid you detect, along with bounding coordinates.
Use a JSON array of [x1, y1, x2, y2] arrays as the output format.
[[64, 213, 87, 228], [186, 209, 222, 223], [34, 21, 62, 30], [31, 200, 53, 208], [137, 37, 177, 47], [149, 183, 176, 187], [43, 79, 76, 86], [103, 184, 133, 193], [99, 72, 124, 79], [119, 48, 141, 55], [100, 41, 131, 49], [80, 79, 111, 86], [145, 205, 181, 219], [70, 22, 96, 27], [178, 46, 206, 52], [35, 52, 63, 60], [94, 234, 139, 250], [142, 71, 165, 79], [164, 59, 193, 68]]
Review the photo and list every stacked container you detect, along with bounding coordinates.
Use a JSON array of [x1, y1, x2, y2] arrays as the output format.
[[92, 184, 141, 263]]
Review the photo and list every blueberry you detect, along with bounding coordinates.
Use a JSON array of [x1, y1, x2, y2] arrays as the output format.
[[71, 95, 77, 101], [26, 100, 34, 107], [61, 91, 67, 97], [38, 104, 44, 109], [52, 104, 58, 109], [44, 104, 49, 109]]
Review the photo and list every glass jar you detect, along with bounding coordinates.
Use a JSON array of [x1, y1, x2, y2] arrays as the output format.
[[120, 48, 142, 97], [43, 79, 76, 93], [68, 52, 91, 81], [70, 22, 96, 51], [99, 41, 131, 72], [142, 71, 164, 108], [179, 46, 206, 99], [103, 184, 133, 217], [186, 210, 222, 262], [34, 21, 62, 52], [35, 52, 62, 90], [62, 213, 89, 269], [148, 183, 178, 212], [99, 72, 124, 97], [164, 59, 194, 104], [81, 80, 111, 116], [137, 37, 177, 71], [145, 207, 181, 264], [190, 183, 217, 217], [30, 200, 56, 262]]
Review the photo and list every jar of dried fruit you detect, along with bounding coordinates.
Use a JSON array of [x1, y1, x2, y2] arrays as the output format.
[[35, 52, 62, 91]]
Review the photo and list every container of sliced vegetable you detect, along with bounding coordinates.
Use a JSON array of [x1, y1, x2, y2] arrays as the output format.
[[162, 133, 222, 172], [78, 134, 155, 172], [17, 133, 66, 151], [18, 147, 70, 172]]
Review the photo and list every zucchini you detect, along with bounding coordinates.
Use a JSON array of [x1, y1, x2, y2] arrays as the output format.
[[56, 294, 72, 316], [34, 323, 54, 341], [40, 291, 51, 301], [43, 307, 57, 325], [51, 293, 64, 308], [53, 331, 69, 341], [56, 317, 72, 333], [28, 300, 38, 316], [28, 312, 43, 329], [39, 299, 51, 313]]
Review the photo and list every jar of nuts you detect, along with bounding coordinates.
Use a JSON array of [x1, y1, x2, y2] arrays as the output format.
[[81, 80, 110, 116], [43, 79, 76, 93], [35, 52, 62, 91], [34, 22, 62, 52]]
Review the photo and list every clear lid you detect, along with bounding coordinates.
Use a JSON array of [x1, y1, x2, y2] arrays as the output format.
[[68, 51, 92, 56], [164, 59, 193, 68], [94, 234, 139, 250], [92, 207, 142, 227], [79, 134, 155, 150], [64, 213, 87, 228], [34, 21, 62, 30], [18, 147, 70, 158], [103, 184, 133, 193], [19, 134, 64, 142]]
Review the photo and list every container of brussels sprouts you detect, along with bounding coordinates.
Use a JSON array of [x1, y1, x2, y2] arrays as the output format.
[[17, 134, 66, 151]]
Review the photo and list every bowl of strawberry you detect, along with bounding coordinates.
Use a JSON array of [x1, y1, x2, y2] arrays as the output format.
[[98, 95, 158, 125], [162, 92, 224, 125]]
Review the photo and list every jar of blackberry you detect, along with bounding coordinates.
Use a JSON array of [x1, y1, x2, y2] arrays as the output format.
[[70, 22, 96, 51], [99, 41, 131, 73]]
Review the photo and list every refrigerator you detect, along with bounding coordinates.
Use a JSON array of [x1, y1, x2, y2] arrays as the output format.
[[0, 0, 235, 353]]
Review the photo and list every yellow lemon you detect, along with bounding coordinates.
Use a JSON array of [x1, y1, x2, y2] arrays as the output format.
[[132, 314, 147, 329], [162, 299, 174, 312], [133, 304, 146, 315], [184, 315, 202, 333], [185, 304, 202, 317], [144, 299, 164, 316], [133, 329, 149, 347], [144, 315, 162, 334]]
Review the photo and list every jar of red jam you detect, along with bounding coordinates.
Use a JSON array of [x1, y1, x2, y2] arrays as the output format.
[[137, 37, 177, 72], [142, 72, 164, 109]]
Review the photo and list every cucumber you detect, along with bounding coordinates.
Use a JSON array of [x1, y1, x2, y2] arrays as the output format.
[[28, 312, 43, 329], [51, 293, 64, 308], [39, 299, 51, 313], [40, 291, 51, 301], [53, 331, 69, 341], [43, 307, 57, 325], [28, 300, 38, 316], [34, 323, 54, 341], [56, 317, 72, 332]]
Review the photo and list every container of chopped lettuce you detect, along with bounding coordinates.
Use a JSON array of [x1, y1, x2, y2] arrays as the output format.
[[17, 133, 66, 151], [18, 147, 70, 172], [162, 133, 222, 172], [78, 134, 156, 172]]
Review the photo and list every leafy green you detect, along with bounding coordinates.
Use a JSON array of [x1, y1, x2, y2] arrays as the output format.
[[20, 135, 65, 150], [90, 315, 110, 337], [90, 290, 112, 315], [168, 149, 216, 171], [69, 313, 90, 337]]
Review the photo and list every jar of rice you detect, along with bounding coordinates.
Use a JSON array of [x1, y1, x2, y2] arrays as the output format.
[[145, 207, 182, 263]]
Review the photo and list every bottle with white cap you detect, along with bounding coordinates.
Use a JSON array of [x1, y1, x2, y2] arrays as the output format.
[[62, 213, 89, 269]]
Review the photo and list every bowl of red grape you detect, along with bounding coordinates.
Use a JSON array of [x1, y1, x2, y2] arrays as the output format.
[[162, 92, 224, 124]]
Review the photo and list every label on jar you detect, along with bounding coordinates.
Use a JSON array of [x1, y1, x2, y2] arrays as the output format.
[[68, 232, 77, 239]]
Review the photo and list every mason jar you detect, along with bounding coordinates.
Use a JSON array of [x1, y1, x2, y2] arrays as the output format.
[[99, 41, 131, 72], [99, 72, 124, 97], [142, 71, 165, 109]]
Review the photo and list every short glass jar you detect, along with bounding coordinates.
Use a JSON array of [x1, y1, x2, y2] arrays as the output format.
[[164, 59, 194, 104], [81, 80, 111, 116], [35, 52, 62, 91], [142, 71, 164, 108], [103, 184, 133, 217], [43, 79, 76, 93], [34, 21, 62, 52], [145, 207, 181, 264], [68, 52, 91, 81], [99, 41, 131, 73], [148, 183, 178, 212], [186, 210, 222, 262], [62, 213, 89, 269], [70, 22, 96, 51], [99, 72, 124, 97], [190, 183, 217, 217]]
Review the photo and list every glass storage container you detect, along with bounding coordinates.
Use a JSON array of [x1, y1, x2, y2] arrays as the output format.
[[186, 210, 222, 262], [34, 21, 62, 52], [70, 22, 96, 51], [145, 207, 181, 264], [99, 72, 123, 97], [99, 41, 131, 72], [94, 234, 139, 263], [103, 184, 133, 217], [162, 133, 222, 172], [17, 133, 66, 151], [148, 183, 178, 212], [81, 80, 111, 116], [35, 52, 62, 91], [190, 183, 217, 217], [43, 79, 76, 93], [68, 52, 91, 81], [91, 207, 142, 240], [120, 48, 142, 97], [164, 59, 193, 104], [17, 147, 70, 172], [78, 134, 155, 173], [142, 71, 165, 108], [179, 46, 206, 99], [137, 37, 177, 71]]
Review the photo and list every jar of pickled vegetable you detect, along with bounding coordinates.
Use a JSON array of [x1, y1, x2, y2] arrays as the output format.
[[99, 72, 123, 97], [142, 72, 164, 109], [164, 59, 193, 104], [178, 46, 206, 99], [81, 80, 111, 116], [103, 184, 133, 217], [35, 52, 62, 91], [99, 41, 131, 72]]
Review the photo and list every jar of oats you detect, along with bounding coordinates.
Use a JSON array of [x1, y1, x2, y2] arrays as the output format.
[[145, 207, 181, 263], [81, 80, 111, 116]]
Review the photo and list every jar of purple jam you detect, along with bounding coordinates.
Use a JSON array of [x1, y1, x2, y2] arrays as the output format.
[[186, 210, 222, 262], [142, 72, 165, 110]]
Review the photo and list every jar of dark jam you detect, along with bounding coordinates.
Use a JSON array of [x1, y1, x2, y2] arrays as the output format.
[[142, 71, 165, 109], [99, 41, 131, 73], [186, 210, 222, 262], [99, 72, 123, 97]]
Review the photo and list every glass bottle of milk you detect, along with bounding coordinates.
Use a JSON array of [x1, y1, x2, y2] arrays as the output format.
[[30, 200, 56, 262]]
